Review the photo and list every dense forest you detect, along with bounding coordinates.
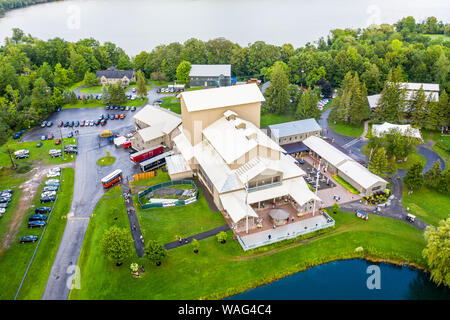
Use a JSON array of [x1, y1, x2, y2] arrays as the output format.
[[0, 0, 57, 16], [0, 16, 449, 145]]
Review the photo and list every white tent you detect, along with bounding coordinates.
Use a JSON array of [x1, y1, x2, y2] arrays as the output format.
[[372, 122, 422, 140]]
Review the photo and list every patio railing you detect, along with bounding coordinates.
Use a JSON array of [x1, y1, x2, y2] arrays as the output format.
[[236, 212, 335, 251]]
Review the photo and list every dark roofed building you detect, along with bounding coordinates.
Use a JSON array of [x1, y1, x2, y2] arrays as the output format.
[[96, 66, 136, 86]]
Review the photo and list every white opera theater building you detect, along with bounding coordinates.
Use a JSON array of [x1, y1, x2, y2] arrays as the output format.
[[167, 84, 335, 250]]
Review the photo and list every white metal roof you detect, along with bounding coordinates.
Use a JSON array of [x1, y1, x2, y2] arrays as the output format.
[[165, 154, 192, 175], [303, 136, 352, 168], [202, 115, 283, 164], [372, 122, 422, 140], [268, 118, 322, 139], [398, 82, 439, 92], [189, 64, 231, 77], [337, 161, 387, 190], [180, 83, 265, 112], [133, 105, 181, 133], [219, 192, 258, 223], [173, 129, 194, 161], [367, 94, 381, 109]]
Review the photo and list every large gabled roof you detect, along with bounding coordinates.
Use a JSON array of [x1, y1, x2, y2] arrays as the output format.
[[96, 66, 134, 79], [268, 118, 322, 139], [189, 64, 231, 77], [180, 84, 265, 112]]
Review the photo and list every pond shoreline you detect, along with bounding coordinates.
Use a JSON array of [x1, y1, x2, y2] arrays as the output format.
[[206, 255, 428, 300]]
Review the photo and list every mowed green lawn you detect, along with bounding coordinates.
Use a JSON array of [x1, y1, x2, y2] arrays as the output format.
[[260, 110, 296, 128], [160, 96, 181, 114], [422, 129, 450, 162], [0, 168, 75, 300], [0, 138, 77, 167], [135, 188, 226, 245], [329, 121, 364, 137], [69, 198, 426, 300], [402, 186, 450, 227]]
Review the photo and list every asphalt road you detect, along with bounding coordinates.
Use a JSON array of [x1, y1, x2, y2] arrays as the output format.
[[20, 106, 142, 300]]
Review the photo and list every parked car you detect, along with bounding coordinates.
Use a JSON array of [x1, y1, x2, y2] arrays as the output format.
[[55, 139, 61, 145], [35, 207, 51, 214], [47, 132, 54, 140], [36, 142, 43, 148], [109, 114, 115, 120], [120, 106, 126, 111], [41, 135, 47, 141], [19, 235, 38, 243], [297, 158, 305, 165], [64, 121, 69, 127], [100, 120, 106, 126], [120, 114, 125, 119], [114, 114, 119, 120], [114, 105, 119, 110], [42, 191, 57, 197], [130, 106, 136, 112], [44, 186, 58, 192], [0, 193, 11, 198], [94, 119, 101, 126], [57, 121, 63, 127], [2, 189, 13, 194], [68, 131, 73, 138], [13, 132, 21, 139], [156, 99, 164, 104], [125, 106, 130, 111], [49, 149, 62, 158], [57, 106, 62, 112], [28, 220, 46, 228], [14, 149, 29, 159], [80, 120, 85, 127], [41, 121, 47, 127], [0, 203, 8, 208], [0, 197, 12, 203], [69, 121, 74, 127], [40, 196, 55, 203], [74, 121, 80, 127], [105, 105, 110, 110], [46, 121, 53, 127], [29, 214, 47, 221]]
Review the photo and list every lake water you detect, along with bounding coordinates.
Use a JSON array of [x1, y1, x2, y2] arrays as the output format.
[[227, 259, 450, 300], [0, 0, 449, 55]]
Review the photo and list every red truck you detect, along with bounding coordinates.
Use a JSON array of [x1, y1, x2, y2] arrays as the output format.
[[129, 145, 164, 163]]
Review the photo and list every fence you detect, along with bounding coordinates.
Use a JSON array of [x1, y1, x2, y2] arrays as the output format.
[[138, 179, 199, 209], [133, 171, 155, 181], [236, 212, 336, 251]]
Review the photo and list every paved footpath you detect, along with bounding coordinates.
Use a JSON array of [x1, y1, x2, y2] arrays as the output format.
[[121, 179, 145, 257], [164, 224, 230, 250]]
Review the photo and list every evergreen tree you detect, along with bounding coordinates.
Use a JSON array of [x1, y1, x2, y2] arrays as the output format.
[[424, 160, 441, 189], [374, 71, 407, 122], [83, 71, 98, 86], [295, 87, 320, 120], [135, 70, 147, 99], [436, 168, 450, 194], [404, 161, 425, 190], [264, 61, 290, 113], [368, 147, 388, 176], [410, 87, 428, 127], [101, 85, 110, 105]]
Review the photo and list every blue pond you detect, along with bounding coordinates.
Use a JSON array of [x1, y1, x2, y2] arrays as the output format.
[[227, 259, 450, 300]]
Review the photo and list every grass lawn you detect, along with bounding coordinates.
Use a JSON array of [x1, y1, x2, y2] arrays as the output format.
[[402, 186, 450, 227], [62, 98, 148, 110], [130, 169, 170, 191], [332, 174, 360, 194], [260, 110, 296, 128], [424, 34, 450, 43], [329, 121, 364, 137], [422, 129, 450, 162], [150, 80, 173, 87], [0, 168, 74, 300], [0, 138, 77, 167], [97, 156, 116, 166], [135, 187, 225, 244], [69, 205, 426, 300], [160, 96, 181, 114]]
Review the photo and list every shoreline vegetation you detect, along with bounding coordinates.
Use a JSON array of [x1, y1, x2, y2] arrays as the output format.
[[0, 0, 59, 17]]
